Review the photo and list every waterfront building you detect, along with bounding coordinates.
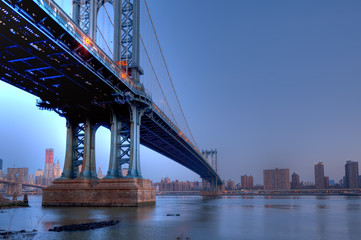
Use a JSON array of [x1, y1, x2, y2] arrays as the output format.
[[324, 176, 329, 189], [226, 179, 236, 190], [263, 168, 290, 190], [291, 172, 300, 189], [29, 174, 35, 184], [241, 175, 254, 189], [314, 162, 325, 189], [35, 169, 44, 185], [157, 178, 202, 191], [44, 148, 54, 186], [345, 160, 359, 188], [0, 160, 3, 190]]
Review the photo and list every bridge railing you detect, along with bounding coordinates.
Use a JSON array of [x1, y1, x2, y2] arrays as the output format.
[[35, 0, 147, 98]]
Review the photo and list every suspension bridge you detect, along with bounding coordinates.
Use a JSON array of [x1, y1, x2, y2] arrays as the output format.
[[0, 0, 222, 206]]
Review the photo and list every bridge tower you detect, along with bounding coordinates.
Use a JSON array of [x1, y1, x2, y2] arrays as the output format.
[[42, 0, 154, 206]]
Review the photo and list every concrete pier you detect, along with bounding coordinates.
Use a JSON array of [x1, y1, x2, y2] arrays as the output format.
[[42, 178, 155, 207]]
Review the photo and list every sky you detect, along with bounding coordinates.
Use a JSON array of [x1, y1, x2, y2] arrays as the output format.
[[1, 0, 361, 185]]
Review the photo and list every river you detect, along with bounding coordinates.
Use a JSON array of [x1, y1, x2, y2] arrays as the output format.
[[0, 195, 360, 239]]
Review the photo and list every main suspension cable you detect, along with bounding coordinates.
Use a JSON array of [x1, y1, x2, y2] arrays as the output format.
[[140, 34, 179, 127], [143, 0, 198, 147]]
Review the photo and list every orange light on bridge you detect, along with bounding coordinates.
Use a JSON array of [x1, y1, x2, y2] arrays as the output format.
[[121, 73, 127, 79], [84, 36, 91, 45]]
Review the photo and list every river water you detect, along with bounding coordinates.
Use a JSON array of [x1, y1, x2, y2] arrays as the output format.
[[0, 195, 360, 239]]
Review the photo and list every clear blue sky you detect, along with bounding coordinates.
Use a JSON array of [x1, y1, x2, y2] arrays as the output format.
[[1, 0, 361, 185]]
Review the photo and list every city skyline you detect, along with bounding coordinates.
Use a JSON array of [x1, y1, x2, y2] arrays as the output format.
[[0, 154, 360, 189], [1, 1, 361, 184]]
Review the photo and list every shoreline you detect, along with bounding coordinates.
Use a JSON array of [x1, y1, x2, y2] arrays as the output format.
[[156, 189, 361, 197]]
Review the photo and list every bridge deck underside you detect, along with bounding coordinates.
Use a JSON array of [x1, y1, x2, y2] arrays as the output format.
[[0, 0, 221, 184]]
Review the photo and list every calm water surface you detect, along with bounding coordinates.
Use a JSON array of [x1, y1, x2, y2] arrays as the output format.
[[0, 195, 360, 239]]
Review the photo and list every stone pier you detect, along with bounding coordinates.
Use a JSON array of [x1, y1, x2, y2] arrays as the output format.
[[42, 178, 155, 207]]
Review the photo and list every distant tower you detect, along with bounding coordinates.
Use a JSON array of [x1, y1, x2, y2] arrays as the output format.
[[202, 149, 218, 172], [44, 148, 54, 186], [54, 160, 62, 179], [35, 169, 44, 185], [345, 160, 359, 188], [291, 172, 300, 189], [97, 165, 104, 179], [0, 158, 2, 170], [314, 162, 325, 189]]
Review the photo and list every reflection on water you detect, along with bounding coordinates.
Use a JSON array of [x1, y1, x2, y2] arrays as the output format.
[[0, 195, 360, 239], [264, 204, 299, 210], [347, 204, 360, 211]]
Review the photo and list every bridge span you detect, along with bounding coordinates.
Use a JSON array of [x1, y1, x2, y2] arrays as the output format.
[[0, 0, 222, 206]]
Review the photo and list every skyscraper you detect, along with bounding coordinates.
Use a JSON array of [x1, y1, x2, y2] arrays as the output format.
[[44, 148, 54, 186], [263, 168, 290, 190], [54, 160, 62, 179], [0, 158, 3, 170], [35, 169, 44, 185], [97, 165, 104, 179], [345, 160, 359, 189], [241, 175, 254, 189], [291, 172, 300, 189], [314, 162, 325, 189]]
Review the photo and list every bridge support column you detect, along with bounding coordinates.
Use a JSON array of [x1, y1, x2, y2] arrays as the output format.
[[43, 109, 155, 207], [60, 120, 86, 179], [200, 178, 223, 197], [105, 110, 128, 178], [60, 120, 75, 179], [79, 117, 99, 179], [127, 104, 146, 178], [89, 0, 97, 40]]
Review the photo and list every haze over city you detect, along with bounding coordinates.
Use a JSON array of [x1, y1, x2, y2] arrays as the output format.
[[1, 0, 361, 185]]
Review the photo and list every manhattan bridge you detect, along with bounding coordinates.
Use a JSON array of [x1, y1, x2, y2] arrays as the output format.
[[0, 0, 222, 205]]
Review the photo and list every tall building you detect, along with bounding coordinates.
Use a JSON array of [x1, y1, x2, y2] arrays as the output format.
[[291, 172, 300, 189], [226, 179, 236, 190], [314, 162, 325, 189], [54, 160, 62, 179], [35, 169, 44, 185], [241, 175, 254, 189], [324, 176, 329, 189], [345, 160, 359, 189], [28, 174, 35, 184], [0, 159, 3, 190], [97, 165, 104, 179], [122, 168, 128, 177], [263, 168, 290, 190], [44, 148, 54, 186]]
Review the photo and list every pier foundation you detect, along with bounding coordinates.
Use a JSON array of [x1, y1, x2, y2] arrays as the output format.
[[42, 178, 155, 207]]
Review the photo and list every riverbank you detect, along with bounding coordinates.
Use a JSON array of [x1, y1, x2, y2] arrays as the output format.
[[0, 195, 29, 209]]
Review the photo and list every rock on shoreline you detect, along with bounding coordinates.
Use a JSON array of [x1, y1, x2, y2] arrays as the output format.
[[48, 220, 120, 232]]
